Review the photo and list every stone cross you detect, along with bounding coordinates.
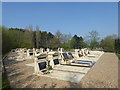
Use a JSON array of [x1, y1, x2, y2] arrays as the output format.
[[47, 52, 55, 68], [47, 48, 50, 52], [74, 49, 80, 58]]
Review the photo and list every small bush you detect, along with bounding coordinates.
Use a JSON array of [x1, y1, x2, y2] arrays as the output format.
[[2, 73, 11, 89], [47, 66, 52, 70], [44, 71, 50, 74]]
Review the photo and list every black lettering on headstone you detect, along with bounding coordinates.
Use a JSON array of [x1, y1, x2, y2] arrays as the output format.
[[53, 59, 59, 65], [38, 62, 46, 70]]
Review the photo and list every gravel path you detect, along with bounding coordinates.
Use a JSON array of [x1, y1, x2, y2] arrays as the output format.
[[3, 52, 118, 88], [80, 53, 118, 88]]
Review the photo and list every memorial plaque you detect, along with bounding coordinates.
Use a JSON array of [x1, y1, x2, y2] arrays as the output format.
[[68, 52, 74, 58], [62, 53, 68, 60], [53, 59, 59, 65], [38, 62, 47, 70], [30, 53, 33, 56]]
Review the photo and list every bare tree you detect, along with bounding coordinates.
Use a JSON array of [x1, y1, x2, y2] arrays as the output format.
[[36, 25, 41, 48], [26, 24, 33, 31], [36, 25, 40, 31], [84, 30, 100, 49]]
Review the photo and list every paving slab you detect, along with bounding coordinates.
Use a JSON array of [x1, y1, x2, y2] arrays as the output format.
[[54, 65, 90, 74], [40, 70, 85, 83]]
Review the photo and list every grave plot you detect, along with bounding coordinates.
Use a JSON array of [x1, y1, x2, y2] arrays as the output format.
[[73, 51, 104, 62], [79, 51, 104, 62], [25, 49, 104, 84], [39, 70, 85, 83], [37, 51, 103, 83], [30, 53, 90, 83], [26, 62, 90, 74], [47, 52, 91, 73], [53, 65, 90, 74], [34, 57, 48, 75], [60, 52, 95, 67]]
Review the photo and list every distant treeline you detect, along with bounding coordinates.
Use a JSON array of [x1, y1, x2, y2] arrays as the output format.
[[1, 26, 120, 55], [115, 38, 120, 53], [2, 26, 87, 54]]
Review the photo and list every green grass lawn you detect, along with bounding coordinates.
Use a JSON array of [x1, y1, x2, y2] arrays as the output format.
[[1, 53, 11, 89], [2, 72, 11, 89], [0, 75, 2, 90]]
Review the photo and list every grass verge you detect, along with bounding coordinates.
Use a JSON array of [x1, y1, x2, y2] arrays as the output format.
[[116, 53, 120, 60], [2, 72, 11, 89], [2, 53, 11, 89]]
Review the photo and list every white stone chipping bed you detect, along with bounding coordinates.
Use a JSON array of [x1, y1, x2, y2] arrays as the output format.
[[39, 70, 85, 83], [26, 63, 35, 67], [53, 65, 90, 74]]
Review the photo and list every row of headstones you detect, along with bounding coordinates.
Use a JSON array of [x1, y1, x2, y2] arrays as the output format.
[[10, 47, 89, 61], [74, 48, 90, 58], [10, 48, 90, 74], [34, 51, 62, 75], [11, 48, 49, 56], [11, 47, 90, 55], [34, 48, 90, 75], [10, 48, 64, 60], [27, 48, 64, 57]]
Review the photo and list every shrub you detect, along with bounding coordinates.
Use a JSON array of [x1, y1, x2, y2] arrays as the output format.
[[47, 65, 52, 70]]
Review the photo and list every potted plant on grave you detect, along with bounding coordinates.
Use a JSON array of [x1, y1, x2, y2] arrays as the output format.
[[43, 61, 53, 74]]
